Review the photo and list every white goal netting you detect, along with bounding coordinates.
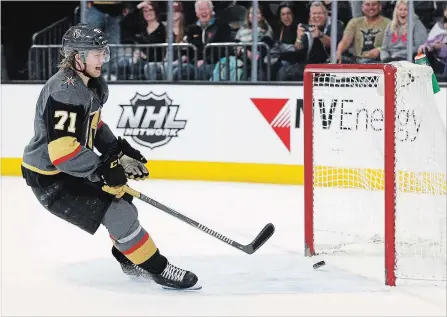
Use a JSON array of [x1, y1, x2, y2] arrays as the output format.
[[310, 62, 446, 283]]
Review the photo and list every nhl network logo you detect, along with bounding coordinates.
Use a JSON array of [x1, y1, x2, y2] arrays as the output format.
[[251, 98, 291, 152], [117, 92, 187, 149]]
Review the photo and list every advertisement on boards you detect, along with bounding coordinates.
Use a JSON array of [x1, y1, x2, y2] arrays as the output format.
[[250, 98, 292, 152], [99, 85, 305, 165], [1, 83, 445, 182], [116, 92, 187, 150]]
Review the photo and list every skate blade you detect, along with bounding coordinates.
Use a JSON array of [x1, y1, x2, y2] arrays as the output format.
[[162, 284, 202, 291]]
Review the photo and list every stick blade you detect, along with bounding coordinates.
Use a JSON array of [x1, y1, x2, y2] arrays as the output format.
[[243, 223, 275, 254]]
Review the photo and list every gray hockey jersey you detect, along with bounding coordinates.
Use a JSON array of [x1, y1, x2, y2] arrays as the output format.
[[22, 68, 116, 183]]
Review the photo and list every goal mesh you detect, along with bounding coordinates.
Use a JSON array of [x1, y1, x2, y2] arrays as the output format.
[[306, 62, 446, 285]]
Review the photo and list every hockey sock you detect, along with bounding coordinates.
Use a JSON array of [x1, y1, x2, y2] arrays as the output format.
[[104, 200, 167, 274], [111, 224, 166, 274], [111, 245, 167, 275]]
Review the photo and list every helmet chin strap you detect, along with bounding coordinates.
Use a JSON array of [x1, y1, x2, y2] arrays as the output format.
[[74, 58, 94, 79], [81, 66, 94, 79]]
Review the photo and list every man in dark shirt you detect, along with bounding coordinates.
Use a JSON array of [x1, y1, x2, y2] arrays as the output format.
[[177, 0, 232, 80]]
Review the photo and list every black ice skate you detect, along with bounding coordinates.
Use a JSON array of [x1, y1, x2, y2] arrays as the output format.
[[111, 246, 152, 280], [151, 261, 201, 290]]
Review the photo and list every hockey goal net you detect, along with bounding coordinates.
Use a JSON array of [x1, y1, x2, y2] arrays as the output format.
[[303, 62, 446, 286]]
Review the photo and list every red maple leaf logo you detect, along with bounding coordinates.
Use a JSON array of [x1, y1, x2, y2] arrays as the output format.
[[250, 98, 291, 152]]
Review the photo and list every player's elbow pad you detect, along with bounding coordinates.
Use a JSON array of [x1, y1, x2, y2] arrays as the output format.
[[48, 136, 82, 166]]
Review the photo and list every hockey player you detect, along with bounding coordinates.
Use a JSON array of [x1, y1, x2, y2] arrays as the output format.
[[21, 23, 199, 290]]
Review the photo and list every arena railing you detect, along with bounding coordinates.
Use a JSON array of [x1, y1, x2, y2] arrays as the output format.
[[28, 45, 61, 80], [31, 6, 80, 45], [27, 42, 272, 82], [26, 42, 447, 83], [27, 43, 198, 81], [105, 43, 198, 81], [31, 17, 73, 45], [203, 42, 272, 81]]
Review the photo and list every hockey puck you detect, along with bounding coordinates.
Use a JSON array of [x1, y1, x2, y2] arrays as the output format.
[[313, 261, 326, 269]]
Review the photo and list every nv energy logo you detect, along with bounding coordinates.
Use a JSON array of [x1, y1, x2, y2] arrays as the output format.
[[251, 97, 421, 152], [251, 98, 291, 152], [117, 92, 187, 149]]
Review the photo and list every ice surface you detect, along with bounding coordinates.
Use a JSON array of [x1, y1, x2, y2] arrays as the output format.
[[1, 177, 445, 316]]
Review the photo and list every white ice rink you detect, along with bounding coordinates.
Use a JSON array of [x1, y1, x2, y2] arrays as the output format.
[[1, 176, 446, 316]]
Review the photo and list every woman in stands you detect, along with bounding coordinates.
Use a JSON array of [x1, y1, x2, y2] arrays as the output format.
[[118, 1, 166, 80], [144, 1, 187, 80], [379, 0, 427, 62], [271, 1, 299, 80], [235, 5, 273, 45], [233, 4, 274, 81]]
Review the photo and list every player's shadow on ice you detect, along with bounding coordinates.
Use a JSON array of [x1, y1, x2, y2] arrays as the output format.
[[54, 254, 387, 296]]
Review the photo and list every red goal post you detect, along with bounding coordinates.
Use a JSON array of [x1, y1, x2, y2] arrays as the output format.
[[303, 63, 446, 287]]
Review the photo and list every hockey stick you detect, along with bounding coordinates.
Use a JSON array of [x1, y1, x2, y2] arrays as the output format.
[[123, 186, 275, 255]]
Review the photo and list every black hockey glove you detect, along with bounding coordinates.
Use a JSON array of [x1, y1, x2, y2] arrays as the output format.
[[98, 153, 127, 198], [118, 137, 147, 163], [117, 137, 149, 181]]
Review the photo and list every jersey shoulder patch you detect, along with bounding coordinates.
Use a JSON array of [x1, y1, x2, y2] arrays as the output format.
[[47, 70, 92, 107]]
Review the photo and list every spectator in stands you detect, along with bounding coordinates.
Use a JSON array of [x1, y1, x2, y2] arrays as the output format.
[[270, 1, 299, 80], [219, 3, 249, 40], [144, 1, 188, 80], [235, 5, 274, 44], [380, 0, 427, 62], [117, 1, 166, 80], [233, 4, 274, 80], [172, 1, 186, 43], [278, 1, 344, 81], [336, 0, 391, 64], [174, 0, 232, 80], [418, 11, 447, 75], [350, 0, 394, 20], [427, 2, 447, 41]]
